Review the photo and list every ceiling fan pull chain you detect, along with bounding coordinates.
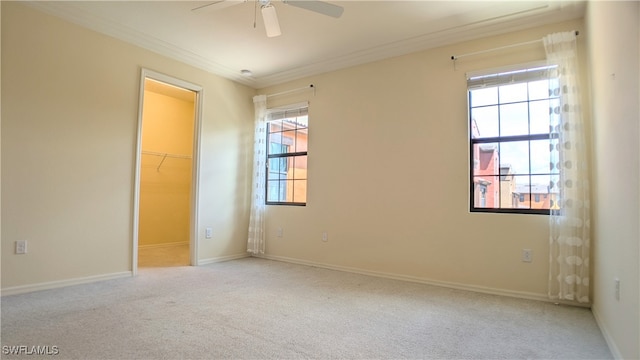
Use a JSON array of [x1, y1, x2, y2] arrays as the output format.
[[253, 0, 257, 29]]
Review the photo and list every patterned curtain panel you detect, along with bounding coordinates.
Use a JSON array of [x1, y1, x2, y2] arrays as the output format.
[[247, 95, 268, 254], [545, 32, 591, 303]]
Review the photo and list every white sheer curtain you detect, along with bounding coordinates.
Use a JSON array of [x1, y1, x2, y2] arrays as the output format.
[[545, 32, 591, 303], [247, 95, 267, 254]]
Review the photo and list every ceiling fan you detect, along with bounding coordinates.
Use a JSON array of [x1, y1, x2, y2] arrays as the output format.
[[192, 0, 344, 37]]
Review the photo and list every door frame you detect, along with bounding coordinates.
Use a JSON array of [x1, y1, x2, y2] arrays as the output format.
[[132, 68, 204, 275]]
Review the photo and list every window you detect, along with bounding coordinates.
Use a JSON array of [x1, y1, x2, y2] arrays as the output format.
[[468, 63, 559, 215], [266, 104, 308, 205]]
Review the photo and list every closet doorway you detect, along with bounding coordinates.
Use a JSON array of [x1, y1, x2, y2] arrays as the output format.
[[133, 70, 202, 273]]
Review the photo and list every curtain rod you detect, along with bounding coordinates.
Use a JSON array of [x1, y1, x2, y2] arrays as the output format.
[[266, 84, 315, 98], [450, 31, 579, 61]]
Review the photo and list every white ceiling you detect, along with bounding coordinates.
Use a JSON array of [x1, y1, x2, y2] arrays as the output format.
[[26, 1, 585, 89]]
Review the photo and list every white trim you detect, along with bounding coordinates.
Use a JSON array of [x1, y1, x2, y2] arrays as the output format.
[[133, 69, 204, 274], [1, 272, 132, 297], [132, 70, 145, 276], [190, 83, 204, 268], [138, 241, 189, 250], [591, 305, 623, 359], [197, 253, 251, 266], [23, 1, 584, 89], [257, 254, 591, 305]]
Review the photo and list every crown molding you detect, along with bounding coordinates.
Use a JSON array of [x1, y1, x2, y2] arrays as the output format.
[[23, 1, 257, 87], [23, 1, 584, 89]]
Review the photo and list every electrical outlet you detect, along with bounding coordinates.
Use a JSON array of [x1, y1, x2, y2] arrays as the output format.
[[321, 232, 328, 242], [15, 240, 27, 254], [522, 249, 532, 262], [614, 278, 620, 301], [277, 227, 283, 238], [205, 227, 212, 239]]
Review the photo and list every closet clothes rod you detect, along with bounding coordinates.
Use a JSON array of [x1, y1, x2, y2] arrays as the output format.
[[141, 151, 192, 171], [450, 30, 579, 61], [142, 151, 192, 159]]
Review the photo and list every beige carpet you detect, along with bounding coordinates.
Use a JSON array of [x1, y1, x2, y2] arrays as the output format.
[[1, 257, 612, 359]]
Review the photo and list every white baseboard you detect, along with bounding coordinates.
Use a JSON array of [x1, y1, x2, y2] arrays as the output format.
[[257, 254, 553, 303], [138, 241, 189, 249], [591, 305, 623, 359], [197, 253, 250, 266], [1, 271, 132, 297]]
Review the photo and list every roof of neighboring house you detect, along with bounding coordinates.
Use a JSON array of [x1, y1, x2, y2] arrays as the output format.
[[473, 178, 492, 185], [514, 184, 553, 194], [478, 144, 497, 151]]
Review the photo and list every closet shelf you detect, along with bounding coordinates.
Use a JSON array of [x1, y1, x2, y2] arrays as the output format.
[[142, 151, 192, 171]]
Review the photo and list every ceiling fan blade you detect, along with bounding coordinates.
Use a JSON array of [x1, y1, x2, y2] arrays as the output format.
[[191, 0, 246, 13], [261, 4, 282, 37], [282, 0, 344, 18]]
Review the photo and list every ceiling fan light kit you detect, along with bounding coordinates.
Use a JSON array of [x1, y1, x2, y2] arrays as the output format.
[[260, 3, 282, 37], [193, 0, 343, 38]]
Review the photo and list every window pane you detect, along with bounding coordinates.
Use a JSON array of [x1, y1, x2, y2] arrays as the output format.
[[293, 180, 307, 203], [473, 142, 499, 175], [295, 128, 308, 153], [530, 140, 550, 175], [269, 135, 283, 154], [499, 172, 518, 208], [267, 154, 308, 204], [500, 141, 530, 175], [281, 180, 293, 202], [280, 130, 295, 152], [292, 155, 308, 179], [470, 87, 498, 107], [530, 175, 551, 209], [529, 99, 550, 135], [499, 83, 528, 103], [513, 177, 532, 209], [295, 115, 308, 129], [471, 106, 498, 139], [267, 180, 287, 202], [528, 79, 550, 101], [268, 120, 283, 134], [500, 103, 529, 136], [473, 176, 499, 208], [268, 159, 286, 180]]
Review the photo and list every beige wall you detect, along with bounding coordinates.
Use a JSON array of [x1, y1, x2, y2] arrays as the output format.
[[1, 2, 254, 291], [138, 87, 194, 247], [2, 2, 638, 356], [260, 19, 587, 300], [586, 2, 640, 359]]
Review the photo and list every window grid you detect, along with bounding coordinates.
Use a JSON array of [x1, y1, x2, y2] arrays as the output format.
[[469, 72, 559, 215], [266, 116, 308, 206]]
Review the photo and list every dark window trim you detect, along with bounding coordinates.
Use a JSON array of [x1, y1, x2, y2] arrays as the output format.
[[265, 201, 307, 207], [469, 207, 550, 215]]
